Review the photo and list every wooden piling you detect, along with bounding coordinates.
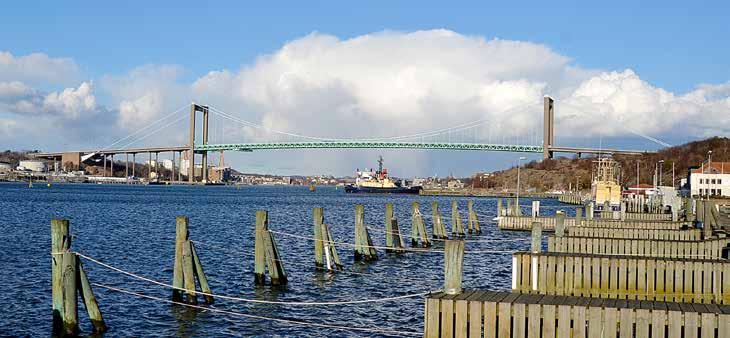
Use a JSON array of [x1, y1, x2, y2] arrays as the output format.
[[354, 205, 378, 261], [181, 241, 198, 304], [190, 242, 214, 303], [59, 252, 78, 336], [385, 203, 405, 251], [444, 240, 465, 295], [254, 210, 288, 285], [467, 200, 481, 234], [172, 216, 188, 301], [497, 198, 504, 217], [531, 200, 540, 218], [77, 260, 106, 332], [51, 219, 70, 334], [431, 201, 447, 239], [531, 221, 542, 253], [313, 208, 325, 267], [313, 207, 341, 270], [575, 207, 583, 225], [555, 211, 566, 237], [411, 202, 430, 247], [451, 200, 465, 237]]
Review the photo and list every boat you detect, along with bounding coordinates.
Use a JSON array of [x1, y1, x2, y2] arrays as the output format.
[[344, 156, 422, 194]]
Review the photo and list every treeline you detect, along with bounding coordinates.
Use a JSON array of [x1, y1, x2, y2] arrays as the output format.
[[476, 137, 730, 192]]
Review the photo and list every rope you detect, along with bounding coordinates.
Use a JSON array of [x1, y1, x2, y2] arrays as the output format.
[[189, 240, 443, 286], [92, 283, 421, 336], [76, 252, 431, 305], [268, 230, 515, 254], [363, 225, 530, 243]]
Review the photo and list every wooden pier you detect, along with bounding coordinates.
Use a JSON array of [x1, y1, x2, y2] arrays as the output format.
[[424, 290, 730, 337], [425, 196, 730, 337]]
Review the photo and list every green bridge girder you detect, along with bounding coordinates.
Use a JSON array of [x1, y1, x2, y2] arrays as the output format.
[[194, 141, 543, 153]]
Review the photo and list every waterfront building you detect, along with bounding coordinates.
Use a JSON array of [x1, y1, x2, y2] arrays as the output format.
[[17, 160, 47, 172], [688, 161, 730, 197]]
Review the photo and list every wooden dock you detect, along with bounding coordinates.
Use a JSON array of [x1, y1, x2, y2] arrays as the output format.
[[424, 290, 730, 338], [424, 197, 730, 337], [547, 236, 730, 259], [512, 252, 730, 304], [566, 227, 702, 240]]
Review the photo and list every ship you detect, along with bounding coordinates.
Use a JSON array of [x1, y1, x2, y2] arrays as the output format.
[[344, 156, 422, 194]]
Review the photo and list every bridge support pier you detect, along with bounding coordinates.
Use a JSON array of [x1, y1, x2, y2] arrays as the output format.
[[132, 154, 136, 178], [543, 96, 554, 159], [102, 154, 106, 177]]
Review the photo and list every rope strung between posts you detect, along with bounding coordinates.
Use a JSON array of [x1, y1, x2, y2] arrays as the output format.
[[92, 283, 422, 337], [269, 230, 516, 254], [189, 239, 444, 286], [76, 252, 432, 305], [362, 225, 531, 243]]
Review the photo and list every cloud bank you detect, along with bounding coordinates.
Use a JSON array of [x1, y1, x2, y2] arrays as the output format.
[[1, 30, 729, 174]]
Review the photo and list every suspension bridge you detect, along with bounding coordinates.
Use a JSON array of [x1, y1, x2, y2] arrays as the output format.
[[32, 97, 654, 183]]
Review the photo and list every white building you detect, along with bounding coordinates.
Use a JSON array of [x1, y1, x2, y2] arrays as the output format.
[[162, 159, 175, 170], [18, 160, 47, 172], [689, 161, 730, 197]]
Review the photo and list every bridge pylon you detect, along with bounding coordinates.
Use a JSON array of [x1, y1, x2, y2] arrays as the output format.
[[188, 103, 209, 183], [543, 96, 554, 159]]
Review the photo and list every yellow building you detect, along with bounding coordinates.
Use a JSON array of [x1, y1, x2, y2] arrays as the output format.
[[591, 158, 622, 209]]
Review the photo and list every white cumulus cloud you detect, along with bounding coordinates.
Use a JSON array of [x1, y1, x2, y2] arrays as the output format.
[[0, 51, 80, 86]]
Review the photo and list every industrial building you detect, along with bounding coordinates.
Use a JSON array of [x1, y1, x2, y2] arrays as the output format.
[[17, 160, 47, 172]]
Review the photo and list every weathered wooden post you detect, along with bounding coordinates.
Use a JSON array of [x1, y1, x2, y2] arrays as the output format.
[[587, 202, 594, 220], [575, 207, 583, 225], [620, 202, 627, 221], [172, 216, 188, 301], [506, 199, 513, 216], [174, 216, 213, 302], [497, 198, 504, 217], [354, 205, 378, 261], [411, 202, 430, 247], [451, 200, 465, 237], [313, 207, 325, 267], [443, 240, 465, 295], [51, 219, 72, 335], [555, 210, 566, 237], [61, 252, 78, 335], [431, 201, 447, 239], [531, 221, 542, 253], [77, 259, 106, 332], [51, 219, 106, 336], [385, 204, 406, 251], [467, 200, 481, 234], [254, 210, 288, 285], [531, 200, 540, 218], [313, 207, 342, 270]]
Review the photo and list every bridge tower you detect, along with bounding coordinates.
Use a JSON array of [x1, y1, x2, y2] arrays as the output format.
[[543, 96, 554, 159], [188, 103, 209, 183]]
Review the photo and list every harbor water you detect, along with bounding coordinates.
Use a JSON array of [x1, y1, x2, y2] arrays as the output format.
[[0, 183, 571, 337]]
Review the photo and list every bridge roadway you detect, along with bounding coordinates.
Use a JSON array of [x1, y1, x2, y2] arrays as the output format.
[[31, 141, 650, 159]]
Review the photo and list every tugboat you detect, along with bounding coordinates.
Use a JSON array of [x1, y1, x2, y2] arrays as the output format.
[[344, 156, 421, 194]]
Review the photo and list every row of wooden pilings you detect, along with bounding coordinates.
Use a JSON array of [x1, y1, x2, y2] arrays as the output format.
[[254, 200, 483, 284], [425, 197, 730, 337], [50, 199, 483, 335]]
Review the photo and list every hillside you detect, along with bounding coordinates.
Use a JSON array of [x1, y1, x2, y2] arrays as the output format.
[[477, 137, 730, 192]]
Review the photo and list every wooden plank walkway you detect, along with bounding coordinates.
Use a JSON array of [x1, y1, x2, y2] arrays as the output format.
[[424, 290, 730, 338], [512, 252, 730, 304], [566, 227, 702, 240], [599, 211, 673, 221], [499, 216, 689, 231], [548, 236, 730, 259]]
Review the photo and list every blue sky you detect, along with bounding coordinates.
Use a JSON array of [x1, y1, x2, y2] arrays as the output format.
[[1, 1, 728, 176], [4, 1, 727, 92]]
